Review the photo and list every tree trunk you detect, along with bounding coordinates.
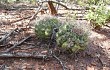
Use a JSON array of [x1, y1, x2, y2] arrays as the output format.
[[47, 1, 57, 15]]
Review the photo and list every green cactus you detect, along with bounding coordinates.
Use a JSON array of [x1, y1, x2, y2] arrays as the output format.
[[35, 18, 60, 39], [35, 18, 89, 53], [56, 23, 89, 53]]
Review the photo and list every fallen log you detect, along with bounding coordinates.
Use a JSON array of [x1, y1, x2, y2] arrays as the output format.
[[0, 52, 47, 59], [4, 35, 31, 52]]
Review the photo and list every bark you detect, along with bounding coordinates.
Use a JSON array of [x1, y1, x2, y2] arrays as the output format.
[[47, 1, 57, 15]]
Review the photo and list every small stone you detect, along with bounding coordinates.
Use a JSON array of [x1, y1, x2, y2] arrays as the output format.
[[41, 50, 48, 54], [87, 66, 95, 70], [22, 66, 27, 69], [91, 61, 96, 66], [75, 59, 78, 62], [95, 53, 100, 57], [80, 63, 84, 67]]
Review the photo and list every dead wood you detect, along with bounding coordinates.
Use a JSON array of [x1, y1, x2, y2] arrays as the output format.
[[29, 3, 43, 23], [47, 1, 57, 15], [98, 57, 104, 66], [26, 3, 43, 28], [45, 27, 67, 70], [56, 0, 60, 10], [1, 4, 38, 11], [6, 4, 42, 24], [104, 24, 110, 28], [9, 6, 42, 25], [0, 52, 47, 59], [0, 28, 18, 44], [53, 53, 67, 70], [38, 1, 68, 9], [38, 1, 88, 11], [4, 35, 31, 52], [13, 6, 38, 10], [0, 64, 5, 70]]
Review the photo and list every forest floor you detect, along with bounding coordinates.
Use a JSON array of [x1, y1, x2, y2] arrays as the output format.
[[0, 4, 110, 70]]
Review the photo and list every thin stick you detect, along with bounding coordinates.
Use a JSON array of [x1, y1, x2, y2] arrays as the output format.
[[53, 54, 67, 70], [47, 26, 66, 70], [0, 28, 18, 43], [28, 2, 43, 24], [8, 3, 43, 25], [4, 35, 31, 52], [104, 24, 110, 28], [56, 0, 60, 10]]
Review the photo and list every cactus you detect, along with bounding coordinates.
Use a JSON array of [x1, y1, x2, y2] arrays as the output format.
[[56, 23, 89, 52], [35, 17, 60, 39], [35, 18, 89, 53]]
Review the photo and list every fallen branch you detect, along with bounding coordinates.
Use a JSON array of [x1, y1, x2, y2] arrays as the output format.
[[38, 1, 68, 9], [13, 5, 38, 10], [0, 52, 47, 59], [55, 0, 60, 10], [0, 28, 18, 44], [104, 24, 110, 28], [4, 35, 31, 52], [98, 57, 103, 66], [28, 2, 43, 24], [0, 64, 5, 70], [53, 54, 67, 70], [39, 1, 88, 11], [47, 27, 67, 70], [7, 4, 43, 25], [4, 5, 38, 11]]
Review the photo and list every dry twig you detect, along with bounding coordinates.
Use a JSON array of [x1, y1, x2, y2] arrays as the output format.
[[104, 24, 110, 28], [4, 35, 31, 52], [53, 54, 67, 70], [28, 2, 43, 24], [47, 28, 67, 70], [0, 28, 18, 44]]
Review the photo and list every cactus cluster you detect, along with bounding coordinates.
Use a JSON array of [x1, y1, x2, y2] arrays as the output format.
[[56, 23, 89, 52], [35, 17, 89, 53], [35, 18, 60, 39]]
